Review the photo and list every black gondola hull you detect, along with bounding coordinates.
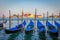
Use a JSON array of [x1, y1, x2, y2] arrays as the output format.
[[48, 31, 58, 40], [38, 32, 46, 40], [39, 31, 45, 33], [0, 23, 3, 30], [5, 28, 22, 34], [25, 30, 33, 34], [5, 30, 20, 34], [48, 31, 58, 37]]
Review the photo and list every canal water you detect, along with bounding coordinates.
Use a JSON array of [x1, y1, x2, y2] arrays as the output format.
[[0, 19, 60, 40]]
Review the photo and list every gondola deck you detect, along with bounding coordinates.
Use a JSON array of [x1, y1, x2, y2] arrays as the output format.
[[37, 20, 46, 33], [25, 20, 34, 33]]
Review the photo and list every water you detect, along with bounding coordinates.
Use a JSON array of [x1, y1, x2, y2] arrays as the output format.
[[0, 19, 60, 40]]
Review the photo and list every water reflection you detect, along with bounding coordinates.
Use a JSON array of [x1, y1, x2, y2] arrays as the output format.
[[24, 31, 33, 40], [38, 32, 46, 40], [49, 34, 58, 40], [8, 31, 22, 40]]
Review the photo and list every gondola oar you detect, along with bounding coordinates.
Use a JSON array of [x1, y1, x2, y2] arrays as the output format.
[[37, 20, 45, 33], [25, 20, 34, 33], [46, 21, 58, 37]]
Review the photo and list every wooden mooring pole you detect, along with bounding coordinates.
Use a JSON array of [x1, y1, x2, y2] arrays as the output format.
[[52, 13, 53, 25], [17, 14, 19, 24], [34, 8, 37, 31], [9, 10, 11, 28], [43, 13, 45, 24]]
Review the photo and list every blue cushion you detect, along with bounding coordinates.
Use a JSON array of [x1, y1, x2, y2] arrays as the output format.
[[26, 26, 32, 31], [10, 27, 18, 30], [39, 28, 45, 32], [50, 28, 58, 33]]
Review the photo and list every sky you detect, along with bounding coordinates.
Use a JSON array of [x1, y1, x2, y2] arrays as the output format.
[[0, 0, 60, 17]]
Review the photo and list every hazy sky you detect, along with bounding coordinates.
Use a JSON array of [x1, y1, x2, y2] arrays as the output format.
[[0, 0, 60, 17]]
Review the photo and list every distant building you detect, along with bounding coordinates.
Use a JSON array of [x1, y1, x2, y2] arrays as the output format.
[[36, 15, 42, 18], [24, 13, 42, 18], [49, 15, 60, 18]]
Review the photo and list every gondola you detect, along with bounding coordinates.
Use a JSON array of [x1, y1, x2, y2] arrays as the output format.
[[25, 20, 34, 33], [46, 21, 58, 37], [54, 21, 60, 28], [37, 20, 46, 40], [5, 20, 26, 34], [37, 20, 46, 33]]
